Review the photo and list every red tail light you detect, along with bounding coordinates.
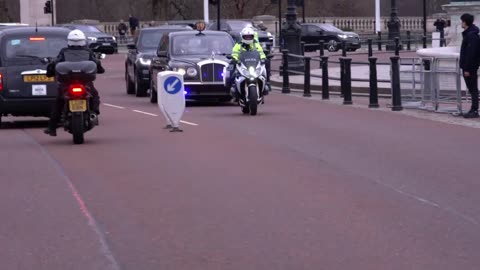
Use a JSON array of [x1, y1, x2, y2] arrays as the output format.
[[69, 84, 85, 95], [0, 73, 3, 92]]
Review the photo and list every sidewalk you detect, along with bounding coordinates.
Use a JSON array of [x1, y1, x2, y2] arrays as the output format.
[[271, 88, 480, 129]]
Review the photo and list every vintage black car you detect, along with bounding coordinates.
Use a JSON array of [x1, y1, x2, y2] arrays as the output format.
[[57, 24, 118, 54], [301, 23, 361, 52], [207, 20, 274, 53], [149, 30, 235, 103], [125, 25, 192, 98], [0, 27, 70, 125]]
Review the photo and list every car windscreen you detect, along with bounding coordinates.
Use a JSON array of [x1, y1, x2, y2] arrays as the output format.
[[2, 35, 67, 64], [319, 24, 343, 33], [73, 25, 101, 33], [228, 21, 253, 31], [171, 34, 233, 56], [138, 31, 168, 50]]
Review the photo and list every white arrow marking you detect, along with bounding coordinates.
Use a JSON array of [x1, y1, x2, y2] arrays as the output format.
[[167, 79, 179, 92]]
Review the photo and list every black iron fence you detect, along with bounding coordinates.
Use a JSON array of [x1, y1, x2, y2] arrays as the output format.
[[272, 38, 408, 111]]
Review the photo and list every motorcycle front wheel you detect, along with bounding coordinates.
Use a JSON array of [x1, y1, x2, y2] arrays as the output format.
[[248, 85, 258, 116]]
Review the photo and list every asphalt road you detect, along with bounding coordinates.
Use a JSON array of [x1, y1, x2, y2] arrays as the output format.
[[1, 54, 479, 270]]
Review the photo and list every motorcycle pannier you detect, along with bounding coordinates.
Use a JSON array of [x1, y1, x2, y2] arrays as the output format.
[[55, 61, 97, 83]]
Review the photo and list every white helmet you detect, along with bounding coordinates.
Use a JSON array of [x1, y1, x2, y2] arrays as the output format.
[[67, 29, 87, 47], [240, 27, 255, 45]]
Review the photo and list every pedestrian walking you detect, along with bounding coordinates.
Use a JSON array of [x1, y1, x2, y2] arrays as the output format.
[[128, 14, 139, 37], [117, 19, 128, 44], [459, 13, 480, 118]]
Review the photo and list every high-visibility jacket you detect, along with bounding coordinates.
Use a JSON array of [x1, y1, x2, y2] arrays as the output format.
[[231, 41, 266, 61]]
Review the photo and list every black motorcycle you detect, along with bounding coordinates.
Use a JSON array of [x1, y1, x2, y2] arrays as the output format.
[[54, 61, 99, 144]]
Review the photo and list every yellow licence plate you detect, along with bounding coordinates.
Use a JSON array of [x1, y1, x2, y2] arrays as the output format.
[[23, 75, 55, 83], [69, 100, 87, 112]]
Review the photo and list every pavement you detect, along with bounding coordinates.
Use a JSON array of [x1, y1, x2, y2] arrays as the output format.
[[1, 54, 480, 270]]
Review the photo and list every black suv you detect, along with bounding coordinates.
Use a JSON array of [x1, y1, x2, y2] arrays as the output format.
[[0, 27, 70, 125], [58, 24, 118, 54], [125, 25, 192, 97], [301, 23, 361, 52]]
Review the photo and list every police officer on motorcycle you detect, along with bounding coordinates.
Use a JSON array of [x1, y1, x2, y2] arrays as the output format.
[[227, 27, 268, 100], [44, 29, 105, 136]]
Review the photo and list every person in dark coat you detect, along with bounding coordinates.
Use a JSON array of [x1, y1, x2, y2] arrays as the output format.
[[128, 15, 139, 37], [459, 13, 480, 118]]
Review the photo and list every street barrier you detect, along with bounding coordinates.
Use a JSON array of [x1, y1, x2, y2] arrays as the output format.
[[368, 56, 379, 108], [390, 55, 403, 111]]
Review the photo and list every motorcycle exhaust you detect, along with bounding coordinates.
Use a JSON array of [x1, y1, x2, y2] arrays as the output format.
[[90, 113, 99, 126]]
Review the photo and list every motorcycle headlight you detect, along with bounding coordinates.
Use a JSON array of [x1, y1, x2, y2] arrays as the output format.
[[138, 57, 151, 66], [186, 67, 198, 77], [249, 66, 256, 76]]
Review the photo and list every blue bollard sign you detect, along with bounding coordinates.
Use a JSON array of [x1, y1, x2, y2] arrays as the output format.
[[157, 71, 186, 132]]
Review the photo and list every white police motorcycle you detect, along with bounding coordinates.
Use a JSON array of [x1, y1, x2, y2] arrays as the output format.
[[225, 51, 267, 116]]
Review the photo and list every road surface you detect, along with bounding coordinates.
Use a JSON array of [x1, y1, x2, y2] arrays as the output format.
[[1, 54, 479, 270]]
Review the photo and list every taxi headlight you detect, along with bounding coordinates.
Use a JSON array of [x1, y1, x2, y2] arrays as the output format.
[[186, 67, 198, 77], [174, 67, 186, 75]]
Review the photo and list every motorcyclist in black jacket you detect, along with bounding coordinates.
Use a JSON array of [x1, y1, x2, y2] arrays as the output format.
[[44, 29, 105, 136]]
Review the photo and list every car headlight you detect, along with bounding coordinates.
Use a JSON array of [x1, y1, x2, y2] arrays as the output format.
[[88, 37, 97, 42], [112, 36, 116, 41], [173, 67, 186, 75], [338, 34, 348, 39], [267, 32, 272, 37], [186, 67, 198, 77], [138, 58, 151, 66]]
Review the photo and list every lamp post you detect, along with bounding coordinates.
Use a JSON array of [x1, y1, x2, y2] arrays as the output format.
[[423, 0, 427, 40], [387, 0, 401, 50], [281, 0, 303, 73]]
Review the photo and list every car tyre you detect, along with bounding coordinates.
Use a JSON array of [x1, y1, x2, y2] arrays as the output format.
[[150, 80, 157, 103], [328, 40, 338, 52], [134, 73, 148, 97], [125, 68, 135, 95]]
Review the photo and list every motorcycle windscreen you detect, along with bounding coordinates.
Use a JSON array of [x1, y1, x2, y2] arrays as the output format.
[[239, 51, 260, 69]]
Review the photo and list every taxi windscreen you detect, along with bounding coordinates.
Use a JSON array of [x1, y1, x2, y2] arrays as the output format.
[[138, 31, 166, 50], [172, 34, 233, 56], [2, 35, 67, 64]]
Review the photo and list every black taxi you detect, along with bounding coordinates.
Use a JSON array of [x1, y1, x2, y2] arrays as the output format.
[[149, 26, 235, 103], [0, 27, 69, 125]]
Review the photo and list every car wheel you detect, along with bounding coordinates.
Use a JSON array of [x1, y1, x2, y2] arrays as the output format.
[[150, 80, 157, 103], [328, 40, 338, 52], [125, 68, 135, 95], [134, 73, 148, 97]]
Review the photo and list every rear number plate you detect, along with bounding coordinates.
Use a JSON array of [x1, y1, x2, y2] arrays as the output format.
[[69, 100, 87, 112], [32, 85, 47, 96], [24, 75, 54, 83]]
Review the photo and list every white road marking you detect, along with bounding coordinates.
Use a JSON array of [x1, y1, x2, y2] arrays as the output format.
[[132, 110, 159, 117], [180, 120, 199, 126], [103, 103, 125, 109], [105, 103, 199, 126]]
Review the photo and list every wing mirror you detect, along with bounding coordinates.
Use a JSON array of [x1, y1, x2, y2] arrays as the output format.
[[225, 55, 232, 60]]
